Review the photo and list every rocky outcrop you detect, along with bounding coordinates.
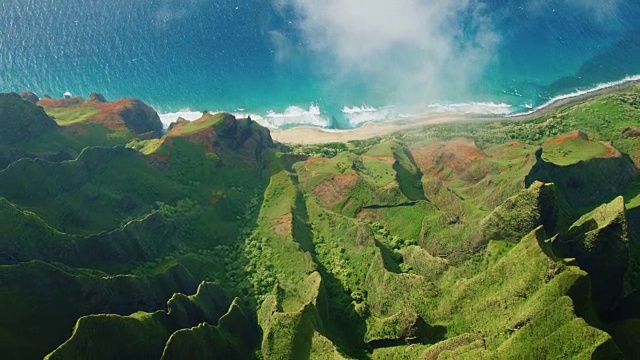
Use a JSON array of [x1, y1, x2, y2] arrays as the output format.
[[19, 91, 39, 104], [553, 197, 630, 317], [112, 99, 163, 137], [37, 94, 164, 137], [168, 113, 274, 166], [89, 92, 107, 103], [45, 282, 257, 360], [168, 117, 190, 131], [622, 127, 640, 138], [37, 96, 84, 107], [0, 92, 58, 145], [478, 181, 558, 246], [526, 143, 638, 211]]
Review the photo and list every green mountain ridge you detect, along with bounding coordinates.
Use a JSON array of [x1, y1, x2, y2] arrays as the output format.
[[1, 88, 640, 359]]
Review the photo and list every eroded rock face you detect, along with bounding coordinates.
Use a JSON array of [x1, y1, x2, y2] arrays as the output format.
[[526, 147, 638, 210], [622, 127, 640, 138], [37, 94, 164, 138], [89, 92, 107, 103], [115, 99, 164, 137], [554, 197, 630, 317], [478, 181, 558, 246], [19, 91, 39, 104], [168, 113, 275, 166]]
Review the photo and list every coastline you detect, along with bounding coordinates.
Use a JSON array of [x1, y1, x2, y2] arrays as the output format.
[[272, 79, 640, 145]]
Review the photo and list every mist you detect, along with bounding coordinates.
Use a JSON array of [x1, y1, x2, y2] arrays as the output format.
[[273, 0, 500, 108]]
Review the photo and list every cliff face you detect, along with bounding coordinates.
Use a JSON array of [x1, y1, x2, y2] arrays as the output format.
[[38, 95, 164, 137], [19, 91, 39, 104], [167, 113, 274, 166], [554, 197, 630, 317], [107, 98, 163, 137], [0, 92, 58, 145], [526, 133, 638, 212]]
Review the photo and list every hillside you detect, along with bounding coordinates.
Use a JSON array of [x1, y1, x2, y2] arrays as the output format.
[[1, 85, 640, 359]]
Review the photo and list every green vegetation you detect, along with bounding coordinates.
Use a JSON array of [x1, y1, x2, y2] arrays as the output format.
[[44, 106, 100, 125], [541, 134, 609, 166], [1, 87, 640, 359], [175, 112, 226, 134]]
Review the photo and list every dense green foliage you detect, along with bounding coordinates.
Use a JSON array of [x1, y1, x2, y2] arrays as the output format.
[[1, 86, 640, 359]]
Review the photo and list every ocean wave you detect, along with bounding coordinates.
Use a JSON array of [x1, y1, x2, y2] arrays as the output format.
[[342, 104, 378, 114], [342, 104, 394, 126], [158, 110, 206, 127], [425, 102, 513, 115], [259, 104, 328, 129], [506, 74, 640, 118]]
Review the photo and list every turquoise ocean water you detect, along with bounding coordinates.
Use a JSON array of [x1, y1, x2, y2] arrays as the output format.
[[1, 0, 639, 129]]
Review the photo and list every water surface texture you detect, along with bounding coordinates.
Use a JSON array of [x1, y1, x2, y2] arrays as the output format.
[[1, 0, 639, 128]]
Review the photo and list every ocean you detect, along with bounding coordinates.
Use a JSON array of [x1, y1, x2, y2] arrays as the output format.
[[1, 0, 639, 129]]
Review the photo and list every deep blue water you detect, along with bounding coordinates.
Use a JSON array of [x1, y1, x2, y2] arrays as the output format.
[[1, 0, 639, 129]]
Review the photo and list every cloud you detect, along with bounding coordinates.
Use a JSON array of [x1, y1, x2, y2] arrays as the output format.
[[565, 0, 619, 21], [273, 0, 500, 106], [154, 0, 207, 27], [269, 30, 294, 63]]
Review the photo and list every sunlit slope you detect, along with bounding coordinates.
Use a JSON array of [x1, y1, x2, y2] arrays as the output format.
[[1, 85, 640, 359]]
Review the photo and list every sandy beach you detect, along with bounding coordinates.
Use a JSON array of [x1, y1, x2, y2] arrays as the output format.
[[272, 79, 640, 145]]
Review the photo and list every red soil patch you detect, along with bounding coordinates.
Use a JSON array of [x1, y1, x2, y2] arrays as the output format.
[[85, 98, 148, 131], [601, 142, 621, 158], [37, 97, 84, 107], [304, 156, 325, 173], [39, 97, 159, 132], [410, 139, 489, 182], [313, 173, 359, 206], [274, 213, 293, 236], [355, 208, 382, 222], [543, 130, 588, 146]]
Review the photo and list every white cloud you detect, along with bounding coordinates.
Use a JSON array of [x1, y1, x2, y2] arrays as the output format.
[[273, 0, 500, 105], [269, 30, 294, 63], [154, 0, 207, 27]]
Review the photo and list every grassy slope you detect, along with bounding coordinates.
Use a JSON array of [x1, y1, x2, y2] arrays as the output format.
[[541, 136, 608, 166], [44, 106, 100, 126], [2, 87, 640, 359]]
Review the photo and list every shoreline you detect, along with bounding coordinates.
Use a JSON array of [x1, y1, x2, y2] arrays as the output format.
[[272, 79, 640, 145]]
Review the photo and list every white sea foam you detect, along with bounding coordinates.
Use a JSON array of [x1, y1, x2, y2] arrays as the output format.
[[506, 74, 640, 118], [425, 102, 513, 115], [342, 104, 394, 126], [342, 104, 378, 114], [258, 104, 329, 129], [158, 110, 205, 127]]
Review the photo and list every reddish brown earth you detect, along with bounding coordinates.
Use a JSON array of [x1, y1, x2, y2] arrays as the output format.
[[601, 143, 622, 158], [274, 213, 293, 236], [37, 96, 85, 107], [542, 130, 588, 146], [38, 96, 163, 136], [410, 139, 489, 182], [544, 131, 620, 159], [166, 113, 274, 167], [313, 174, 359, 206]]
